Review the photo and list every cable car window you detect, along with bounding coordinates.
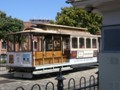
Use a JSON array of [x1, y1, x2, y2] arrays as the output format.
[[34, 41, 37, 50], [15, 34, 21, 51], [45, 36, 52, 51], [86, 38, 91, 48], [21, 34, 31, 51], [32, 35, 43, 52], [54, 36, 61, 51], [92, 39, 97, 48], [72, 37, 78, 48], [63, 38, 70, 50], [7, 35, 14, 52], [79, 38, 85, 48]]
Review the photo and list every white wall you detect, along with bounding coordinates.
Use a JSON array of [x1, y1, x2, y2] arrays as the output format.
[[102, 9, 120, 25], [99, 53, 120, 90]]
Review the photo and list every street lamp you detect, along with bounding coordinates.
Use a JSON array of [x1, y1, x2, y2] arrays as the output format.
[[66, 0, 74, 3], [85, 6, 95, 13]]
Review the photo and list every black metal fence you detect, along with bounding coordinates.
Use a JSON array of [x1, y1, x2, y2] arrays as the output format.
[[15, 75, 98, 90], [15, 68, 98, 90], [0, 56, 7, 72], [0, 54, 7, 71], [0, 63, 7, 71]]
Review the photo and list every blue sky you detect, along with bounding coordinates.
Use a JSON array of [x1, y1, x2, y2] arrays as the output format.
[[0, 0, 71, 21]]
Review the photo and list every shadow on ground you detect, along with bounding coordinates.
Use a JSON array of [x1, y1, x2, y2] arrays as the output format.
[[0, 66, 98, 81]]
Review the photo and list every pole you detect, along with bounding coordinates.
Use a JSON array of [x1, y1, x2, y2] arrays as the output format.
[[55, 67, 66, 90]]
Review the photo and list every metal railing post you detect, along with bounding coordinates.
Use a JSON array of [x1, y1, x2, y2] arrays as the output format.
[[97, 71, 99, 90], [55, 67, 66, 90]]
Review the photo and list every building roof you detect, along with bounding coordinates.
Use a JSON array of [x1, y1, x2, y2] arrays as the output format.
[[66, 0, 113, 9], [35, 23, 87, 31]]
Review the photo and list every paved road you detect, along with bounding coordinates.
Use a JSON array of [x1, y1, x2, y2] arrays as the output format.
[[0, 66, 98, 90]]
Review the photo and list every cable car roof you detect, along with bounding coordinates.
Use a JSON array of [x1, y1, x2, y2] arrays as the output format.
[[7, 23, 100, 37], [8, 27, 99, 37]]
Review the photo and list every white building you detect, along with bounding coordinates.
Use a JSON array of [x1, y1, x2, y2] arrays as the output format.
[[67, 0, 120, 90]]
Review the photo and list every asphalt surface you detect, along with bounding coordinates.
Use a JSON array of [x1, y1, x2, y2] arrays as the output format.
[[0, 66, 98, 90]]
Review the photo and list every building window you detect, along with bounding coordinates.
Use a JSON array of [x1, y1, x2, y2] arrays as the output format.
[[2, 41, 6, 49], [0, 54, 7, 64]]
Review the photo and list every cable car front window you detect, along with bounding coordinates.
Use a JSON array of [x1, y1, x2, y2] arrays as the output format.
[[7, 35, 14, 52], [7, 33, 32, 52], [92, 39, 97, 48], [15, 34, 22, 51]]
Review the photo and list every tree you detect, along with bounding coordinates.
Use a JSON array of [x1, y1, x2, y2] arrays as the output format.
[[55, 7, 102, 34], [0, 11, 24, 40]]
